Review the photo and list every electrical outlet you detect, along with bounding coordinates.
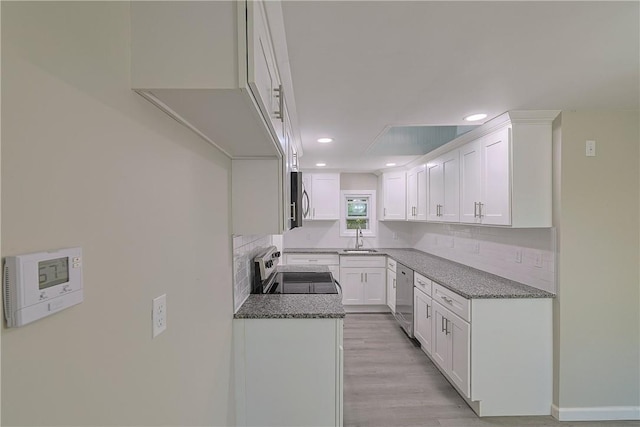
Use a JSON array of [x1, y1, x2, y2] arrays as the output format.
[[586, 140, 596, 157], [515, 249, 522, 263], [534, 252, 543, 268], [152, 294, 167, 338]]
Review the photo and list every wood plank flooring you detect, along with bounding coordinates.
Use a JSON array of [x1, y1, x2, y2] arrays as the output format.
[[343, 313, 639, 427]]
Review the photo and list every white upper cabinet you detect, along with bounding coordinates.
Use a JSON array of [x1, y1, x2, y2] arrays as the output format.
[[407, 165, 427, 222], [131, 0, 293, 158], [303, 173, 340, 220], [479, 127, 511, 225], [459, 140, 482, 224], [381, 171, 407, 220], [427, 150, 460, 223], [422, 111, 556, 228]]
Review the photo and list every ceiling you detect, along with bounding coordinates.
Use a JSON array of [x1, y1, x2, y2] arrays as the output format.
[[281, 1, 639, 172]]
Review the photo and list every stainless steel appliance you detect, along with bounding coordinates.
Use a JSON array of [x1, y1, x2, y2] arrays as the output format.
[[252, 246, 340, 294], [395, 263, 414, 337], [290, 172, 303, 229]]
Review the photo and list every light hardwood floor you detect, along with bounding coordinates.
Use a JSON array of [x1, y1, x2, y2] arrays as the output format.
[[343, 313, 639, 427]]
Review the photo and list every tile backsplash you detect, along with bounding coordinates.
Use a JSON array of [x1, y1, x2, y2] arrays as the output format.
[[232, 234, 273, 312], [411, 223, 556, 293]]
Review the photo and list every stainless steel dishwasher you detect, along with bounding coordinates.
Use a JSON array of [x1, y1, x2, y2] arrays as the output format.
[[394, 263, 414, 337]]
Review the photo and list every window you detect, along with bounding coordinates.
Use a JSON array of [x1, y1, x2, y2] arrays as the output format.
[[340, 190, 377, 237]]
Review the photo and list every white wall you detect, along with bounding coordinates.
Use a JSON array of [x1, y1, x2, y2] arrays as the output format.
[[2, 3, 234, 425], [553, 110, 639, 419], [411, 223, 556, 293]]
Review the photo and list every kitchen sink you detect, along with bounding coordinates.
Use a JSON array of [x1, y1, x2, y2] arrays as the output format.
[[342, 249, 378, 254]]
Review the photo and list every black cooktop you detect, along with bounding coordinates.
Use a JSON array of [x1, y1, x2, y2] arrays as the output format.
[[262, 272, 338, 294]]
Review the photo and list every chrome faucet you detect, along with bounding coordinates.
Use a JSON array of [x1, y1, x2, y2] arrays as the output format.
[[355, 225, 364, 249]]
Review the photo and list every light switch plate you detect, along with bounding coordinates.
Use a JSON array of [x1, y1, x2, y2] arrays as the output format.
[[152, 294, 167, 338]]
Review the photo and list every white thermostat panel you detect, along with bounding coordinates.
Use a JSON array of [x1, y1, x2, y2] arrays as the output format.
[[4, 247, 83, 327]]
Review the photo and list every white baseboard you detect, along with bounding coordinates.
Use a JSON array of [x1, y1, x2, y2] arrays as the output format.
[[552, 404, 640, 421]]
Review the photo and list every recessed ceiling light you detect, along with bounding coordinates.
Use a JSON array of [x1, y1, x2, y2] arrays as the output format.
[[316, 162, 326, 167], [386, 163, 396, 167], [464, 113, 488, 122], [317, 138, 333, 143]]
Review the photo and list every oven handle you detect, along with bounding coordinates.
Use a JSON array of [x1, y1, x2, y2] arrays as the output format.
[[334, 280, 342, 295]]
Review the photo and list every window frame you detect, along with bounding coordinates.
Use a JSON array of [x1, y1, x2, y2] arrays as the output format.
[[340, 190, 377, 237]]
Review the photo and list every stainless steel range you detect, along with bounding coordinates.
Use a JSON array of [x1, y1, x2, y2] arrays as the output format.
[[252, 246, 339, 294]]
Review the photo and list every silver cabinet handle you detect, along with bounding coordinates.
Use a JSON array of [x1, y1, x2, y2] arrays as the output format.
[[384, 207, 387, 216], [445, 318, 451, 335], [474, 202, 478, 218], [274, 85, 284, 122], [426, 304, 430, 319], [478, 202, 483, 218], [360, 273, 363, 282], [441, 295, 453, 305], [393, 278, 396, 288], [441, 316, 446, 333], [365, 273, 368, 282]]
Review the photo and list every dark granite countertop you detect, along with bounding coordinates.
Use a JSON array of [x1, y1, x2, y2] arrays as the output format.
[[234, 264, 346, 319], [283, 248, 555, 299]]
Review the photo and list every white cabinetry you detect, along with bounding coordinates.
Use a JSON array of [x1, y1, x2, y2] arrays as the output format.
[[412, 279, 552, 416], [407, 165, 427, 221], [339, 256, 386, 306], [460, 128, 510, 225], [433, 301, 470, 397], [427, 150, 460, 222], [132, 0, 301, 235], [302, 173, 340, 220], [413, 272, 433, 356], [234, 318, 343, 426], [381, 171, 406, 220], [284, 253, 340, 284], [386, 258, 397, 312]]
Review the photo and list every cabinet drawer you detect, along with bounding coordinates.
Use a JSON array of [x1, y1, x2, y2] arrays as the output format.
[[340, 256, 386, 268], [386, 257, 397, 273], [285, 253, 339, 265], [432, 283, 470, 322], [414, 272, 432, 296]]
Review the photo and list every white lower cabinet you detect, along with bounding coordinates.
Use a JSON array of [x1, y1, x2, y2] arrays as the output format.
[[432, 301, 470, 397], [339, 267, 386, 305], [413, 279, 553, 417], [234, 318, 343, 426], [340, 256, 386, 306], [413, 287, 433, 356]]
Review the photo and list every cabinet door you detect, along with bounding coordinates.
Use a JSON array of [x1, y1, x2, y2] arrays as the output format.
[[302, 173, 312, 220], [460, 140, 482, 224], [339, 268, 364, 305], [363, 268, 386, 305], [386, 269, 396, 312], [449, 314, 471, 398], [248, 0, 283, 143], [481, 127, 511, 225], [426, 161, 443, 222], [441, 150, 460, 222], [432, 303, 450, 371], [414, 288, 433, 355], [407, 169, 417, 220], [415, 165, 427, 221], [311, 174, 340, 220], [382, 172, 406, 220]]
